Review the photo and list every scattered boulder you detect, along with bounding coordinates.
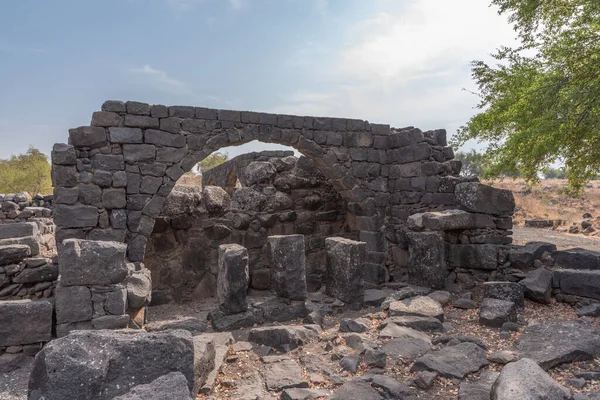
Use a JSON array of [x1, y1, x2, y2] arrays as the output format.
[[553, 248, 600, 270], [520, 268, 553, 304], [578, 303, 600, 317], [262, 356, 308, 391], [479, 298, 517, 328], [248, 325, 321, 351], [281, 388, 328, 400], [458, 370, 499, 400], [413, 371, 437, 390], [371, 375, 412, 398], [382, 336, 432, 361], [411, 342, 488, 379], [340, 354, 361, 373], [202, 186, 230, 215], [0, 244, 31, 267], [491, 358, 571, 400], [380, 315, 443, 332], [329, 380, 383, 400], [453, 298, 478, 309], [509, 242, 557, 269], [28, 330, 195, 400], [340, 317, 370, 333], [364, 348, 386, 368], [388, 296, 444, 322], [483, 281, 525, 308], [241, 161, 277, 186], [488, 350, 520, 364], [553, 269, 600, 300], [517, 321, 600, 370]]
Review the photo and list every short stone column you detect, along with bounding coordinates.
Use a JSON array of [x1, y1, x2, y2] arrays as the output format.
[[325, 237, 365, 306], [217, 244, 249, 314], [406, 231, 447, 289], [267, 234, 307, 301]]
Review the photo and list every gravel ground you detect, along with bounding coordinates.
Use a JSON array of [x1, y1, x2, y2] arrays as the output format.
[[512, 226, 600, 251], [0, 356, 33, 400]]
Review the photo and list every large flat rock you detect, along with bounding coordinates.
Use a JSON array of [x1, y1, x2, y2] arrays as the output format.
[[552, 248, 600, 270], [411, 342, 488, 379], [248, 325, 321, 351], [491, 358, 571, 399], [517, 321, 600, 370], [0, 300, 52, 347], [388, 296, 444, 321], [262, 356, 308, 391]]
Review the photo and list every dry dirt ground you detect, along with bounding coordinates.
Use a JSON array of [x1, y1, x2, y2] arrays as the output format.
[[512, 226, 600, 251]]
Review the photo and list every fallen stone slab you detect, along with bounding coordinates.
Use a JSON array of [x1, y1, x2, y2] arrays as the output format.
[[113, 372, 192, 400], [517, 321, 600, 370], [254, 297, 308, 323], [371, 375, 412, 398], [577, 303, 600, 317], [0, 244, 31, 267], [411, 342, 488, 379], [382, 337, 432, 361], [145, 317, 207, 333], [363, 288, 393, 307], [520, 268, 553, 304], [491, 358, 571, 400], [379, 324, 432, 344], [194, 332, 234, 395], [509, 242, 557, 269], [381, 286, 432, 309], [553, 248, 600, 270], [408, 209, 496, 231], [553, 269, 600, 300], [281, 388, 328, 400], [209, 309, 255, 331], [248, 325, 321, 351], [379, 315, 443, 332], [0, 300, 52, 347], [432, 335, 488, 350], [192, 336, 216, 396], [388, 296, 444, 321], [458, 370, 499, 400], [455, 182, 515, 216], [343, 333, 377, 352], [479, 298, 517, 328], [453, 298, 478, 309], [329, 380, 383, 400], [28, 330, 195, 400], [262, 356, 308, 391], [339, 317, 370, 333]]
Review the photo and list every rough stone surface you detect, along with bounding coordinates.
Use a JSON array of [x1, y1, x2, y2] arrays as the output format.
[[412, 342, 488, 379], [554, 269, 600, 300], [267, 235, 307, 301], [325, 237, 365, 306], [113, 372, 193, 400], [248, 325, 321, 351], [28, 330, 195, 400], [263, 357, 308, 391], [406, 231, 447, 289], [58, 239, 128, 286], [458, 370, 499, 400], [217, 244, 249, 314], [517, 321, 600, 370], [455, 182, 515, 216], [509, 242, 557, 268], [520, 268, 553, 304], [553, 248, 600, 270], [329, 380, 383, 400], [0, 244, 31, 267], [483, 281, 525, 308], [491, 358, 571, 400], [388, 296, 444, 321], [0, 300, 52, 346], [408, 209, 495, 231], [479, 298, 517, 328]]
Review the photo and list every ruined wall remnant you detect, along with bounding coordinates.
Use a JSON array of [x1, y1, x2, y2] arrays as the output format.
[[143, 153, 350, 302]]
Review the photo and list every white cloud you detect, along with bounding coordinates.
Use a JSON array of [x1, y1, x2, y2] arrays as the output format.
[[274, 0, 518, 141], [129, 65, 186, 91]]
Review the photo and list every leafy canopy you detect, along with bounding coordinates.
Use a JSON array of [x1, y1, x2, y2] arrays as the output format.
[[454, 150, 490, 176], [196, 151, 228, 173], [0, 147, 53, 196], [452, 0, 600, 195]]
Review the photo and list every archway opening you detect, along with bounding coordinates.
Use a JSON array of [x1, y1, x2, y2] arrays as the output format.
[[143, 142, 357, 304]]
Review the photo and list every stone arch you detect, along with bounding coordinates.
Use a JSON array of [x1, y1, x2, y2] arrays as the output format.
[[51, 100, 456, 331]]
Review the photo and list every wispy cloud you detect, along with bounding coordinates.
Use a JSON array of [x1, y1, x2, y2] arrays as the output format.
[[229, 0, 247, 10], [129, 65, 185, 89]]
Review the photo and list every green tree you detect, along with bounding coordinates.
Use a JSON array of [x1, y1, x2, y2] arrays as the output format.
[[543, 167, 566, 179], [0, 147, 52, 196], [195, 151, 228, 173], [454, 150, 490, 176], [453, 0, 600, 195]]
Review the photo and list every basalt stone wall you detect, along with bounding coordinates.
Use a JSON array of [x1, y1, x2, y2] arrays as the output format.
[[144, 154, 351, 303], [202, 150, 295, 195], [0, 193, 57, 300], [50, 100, 515, 323]]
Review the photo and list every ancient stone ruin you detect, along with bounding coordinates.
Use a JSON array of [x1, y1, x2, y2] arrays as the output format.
[[0, 100, 599, 399]]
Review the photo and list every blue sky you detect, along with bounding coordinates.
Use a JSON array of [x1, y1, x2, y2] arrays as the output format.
[[0, 0, 516, 160]]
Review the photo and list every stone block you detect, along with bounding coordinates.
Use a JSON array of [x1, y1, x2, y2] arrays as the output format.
[[408, 209, 495, 231], [217, 244, 249, 314], [54, 204, 99, 228], [102, 188, 127, 209], [124, 115, 159, 129], [169, 105, 195, 118], [0, 300, 53, 346], [91, 154, 125, 171], [325, 237, 365, 306], [54, 186, 79, 204], [52, 143, 77, 165], [479, 298, 517, 328], [554, 269, 600, 300], [267, 235, 307, 301], [0, 222, 38, 240], [553, 248, 600, 270], [52, 165, 78, 187], [455, 182, 515, 216], [108, 127, 143, 144], [123, 144, 156, 162], [58, 239, 128, 286], [447, 244, 499, 270], [406, 231, 447, 289], [102, 100, 126, 113], [91, 111, 122, 127], [55, 285, 92, 324], [69, 126, 107, 148], [125, 101, 150, 115], [0, 244, 31, 266], [144, 129, 186, 148]]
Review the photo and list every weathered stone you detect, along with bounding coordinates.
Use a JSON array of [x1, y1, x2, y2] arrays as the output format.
[[0, 244, 31, 266], [339, 317, 370, 333], [126, 268, 152, 309], [13, 264, 58, 283], [483, 281, 525, 308], [240, 161, 277, 186], [255, 297, 308, 323], [113, 372, 192, 400], [388, 296, 444, 321], [52, 143, 77, 165], [263, 357, 308, 391], [28, 330, 195, 400], [406, 231, 447, 289], [509, 242, 557, 268], [145, 129, 186, 147], [55, 285, 92, 324], [455, 182, 515, 216], [447, 244, 499, 270], [577, 303, 600, 317], [91, 315, 130, 330], [192, 335, 216, 395], [453, 298, 478, 309], [412, 342, 488, 379], [69, 126, 107, 148], [517, 321, 600, 370], [0, 300, 52, 346], [203, 186, 230, 215], [58, 239, 128, 286], [209, 309, 254, 331], [231, 187, 266, 211], [281, 388, 327, 400], [217, 244, 249, 314], [520, 268, 553, 304], [108, 127, 143, 143], [371, 375, 412, 399], [408, 209, 495, 231], [54, 204, 99, 228], [458, 370, 499, 400], [102, 188, 127, 209], [329, 380, 382, 400], [248, 325, 321, 351], [479, 298, 517, 328], [122, 144, 156, 162], [381, 335, 432, 361], [553, 248, 600, 270], [267, 234, 307, 301], [491, 358, 571, 400], [488, 350, 520, 364], [380, 315, 443, 332], [554, 269, 600, 300], [340, 354, 360, 373], [52, 165, 78, 187], [325, 237, 365, 306]]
